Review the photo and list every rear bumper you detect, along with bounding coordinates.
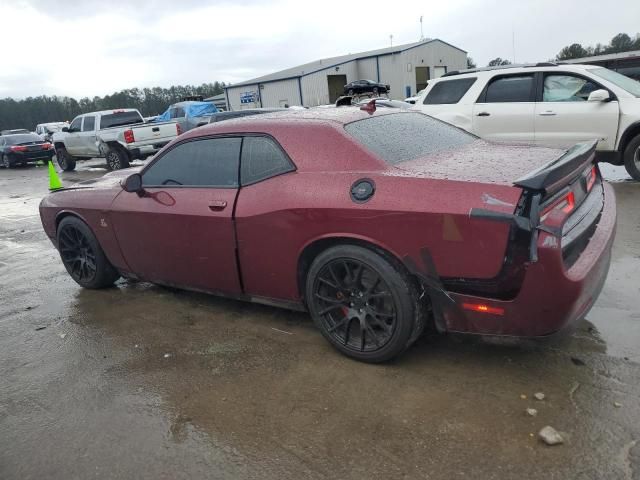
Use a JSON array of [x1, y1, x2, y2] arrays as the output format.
[[7, 151, 55, 164], [442, 182, 616, 337]]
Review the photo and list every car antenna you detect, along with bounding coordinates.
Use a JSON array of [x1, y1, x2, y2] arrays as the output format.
[[360, 99, 376, 114]]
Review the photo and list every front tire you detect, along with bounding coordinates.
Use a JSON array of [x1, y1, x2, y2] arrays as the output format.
[[57, 216, 120, 289], [1, 154, 12, 169], [623, 135, 640, 181], [306, 245, 424, 363], [105, 147, 130, 170], [56, 147, 76, 171]]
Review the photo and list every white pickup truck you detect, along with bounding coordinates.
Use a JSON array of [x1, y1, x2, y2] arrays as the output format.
[[52, 109, 180, 171]]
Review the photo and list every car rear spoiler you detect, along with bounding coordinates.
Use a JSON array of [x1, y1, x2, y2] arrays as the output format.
[[513, 140, 598, 194], [470, 140, 598, 263]]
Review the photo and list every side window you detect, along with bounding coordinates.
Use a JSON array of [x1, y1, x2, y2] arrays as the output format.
[[82, 116, 95, 132], [483, 74, 535, 103], [142, 137, 241, 187], [170, 107, 185, 119], [241, 136, 294, 185], [423, 78, 477, 105], [69, 117, 82, 132], [543, 74, 600, 102]]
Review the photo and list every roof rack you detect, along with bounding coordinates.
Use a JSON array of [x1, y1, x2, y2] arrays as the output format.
[[442, 62, 559, 77]]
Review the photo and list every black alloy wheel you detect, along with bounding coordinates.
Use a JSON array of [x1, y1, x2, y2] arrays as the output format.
[[58, 223, 98, 284], [56, 216, 120, 288], [1, 155, 10, 168], [307, 245, 423, 362]]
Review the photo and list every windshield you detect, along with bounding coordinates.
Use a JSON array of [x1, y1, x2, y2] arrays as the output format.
[[590, 67, 640, 97], [100, 111, 144, 129], [344, 112, 476, 165]]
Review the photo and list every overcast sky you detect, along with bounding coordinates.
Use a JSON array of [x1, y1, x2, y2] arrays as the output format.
[[1, 0, 639, 99]]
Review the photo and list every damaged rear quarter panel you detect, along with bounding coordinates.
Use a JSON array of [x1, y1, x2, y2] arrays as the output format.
[[235, 169, 521, 302]]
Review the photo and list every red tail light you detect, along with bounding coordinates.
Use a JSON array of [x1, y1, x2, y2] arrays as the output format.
[[42, 143, 52, 150], [123, 129, 135, 144], [10, 145, 28, 152], [176, 123, 182, 135], [586, 165, 597, 191], [462, 303, 505, 316], [540, 191, 575, 222]]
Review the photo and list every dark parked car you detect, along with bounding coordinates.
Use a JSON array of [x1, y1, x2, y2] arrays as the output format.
[[39, 109, 615, 363], [1, 129, 30, 135], [344, 79, 390, 95], [205, 108, 287, 125], [1, 133, 54, 168]]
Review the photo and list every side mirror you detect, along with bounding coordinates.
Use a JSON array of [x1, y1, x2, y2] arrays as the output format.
[[122, 173, 144, 195], [407, 99, 416, 104], [61, 127, 69, 132], [588, 89, 610, 102]]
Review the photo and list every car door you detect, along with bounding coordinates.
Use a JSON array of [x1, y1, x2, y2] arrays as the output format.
[[78, 115, 99, 157], [110, 136, 243, 295], [234, 135, 297, 300], [534, 72, 619, 150], [472, 73, 536, 143], [64, 116, 84, 155]]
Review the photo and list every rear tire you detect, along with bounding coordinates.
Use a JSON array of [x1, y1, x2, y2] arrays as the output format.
[[623, 135, 640, 181], [105, 147, 130, 170], [57, 216, 120, 289], [305, 245, 424, 363], [56, 147, 76, 171], [1, 154, 12, 169]]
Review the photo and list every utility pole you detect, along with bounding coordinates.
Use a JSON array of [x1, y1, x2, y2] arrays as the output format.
[[420, 16, 424, 41], [390, 34, 393, 47]]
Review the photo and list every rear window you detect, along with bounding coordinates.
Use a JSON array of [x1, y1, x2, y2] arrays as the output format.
[[100, 111, 143, 129], [423, 78, 476, 104], [4, 134, 42, 145], [344, 112, 476, 165], [483, 75, 534, 103]]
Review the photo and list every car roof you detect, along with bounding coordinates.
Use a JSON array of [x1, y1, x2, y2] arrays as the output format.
[[188, 106, 402, 135], [438, 62, 598, 80], [75, 109, 139, 117]]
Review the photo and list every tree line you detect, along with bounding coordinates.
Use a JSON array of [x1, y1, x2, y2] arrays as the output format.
[[556, 32, 640, 60], [469, 32, 640, 69], [0, 82, 226, 131]]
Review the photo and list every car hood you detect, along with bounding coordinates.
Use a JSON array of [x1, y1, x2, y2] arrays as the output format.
[[65, 167, 143, 191], [393, 140, 566, 186]]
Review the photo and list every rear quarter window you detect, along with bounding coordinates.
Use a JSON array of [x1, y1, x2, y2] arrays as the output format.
[[345, 112, 476, 165], [423, 77, 477, 104]]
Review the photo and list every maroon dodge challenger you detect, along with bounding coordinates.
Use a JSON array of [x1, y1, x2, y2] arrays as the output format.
[[39, 108, 616, 362]]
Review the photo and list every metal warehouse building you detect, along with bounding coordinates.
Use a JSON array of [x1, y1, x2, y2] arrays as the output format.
[[224, 39, 467, 109]]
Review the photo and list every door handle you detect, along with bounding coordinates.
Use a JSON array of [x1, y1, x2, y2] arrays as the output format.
[[208, 200, 227, 211], [477, 112, 490, 117], [538, 111, 557, 116]]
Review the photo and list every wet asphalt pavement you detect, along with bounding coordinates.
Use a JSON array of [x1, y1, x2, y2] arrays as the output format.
[[1, 160, 639, 479]]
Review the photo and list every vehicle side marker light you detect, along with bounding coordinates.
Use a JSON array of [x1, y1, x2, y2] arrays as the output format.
[[462, 303, 505, 316], [586, 166, 597, 191]]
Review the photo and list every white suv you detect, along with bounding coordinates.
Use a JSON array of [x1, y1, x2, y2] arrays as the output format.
[[411, 63, 640, 180]]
